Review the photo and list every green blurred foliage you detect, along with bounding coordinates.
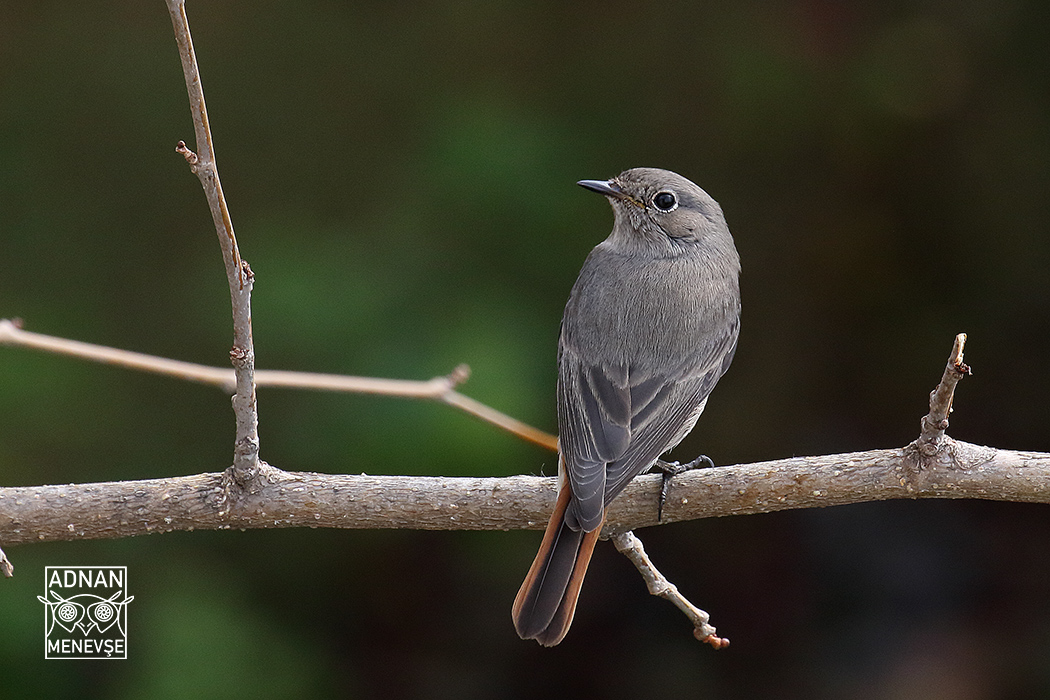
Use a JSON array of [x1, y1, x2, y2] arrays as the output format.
[[2, 1, 1049, 698]]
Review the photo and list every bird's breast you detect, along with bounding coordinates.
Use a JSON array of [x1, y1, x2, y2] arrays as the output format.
[[562, 249, 738, 374]]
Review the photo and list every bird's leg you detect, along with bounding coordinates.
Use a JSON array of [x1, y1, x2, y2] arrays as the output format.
[[651, 455, 715, 522]]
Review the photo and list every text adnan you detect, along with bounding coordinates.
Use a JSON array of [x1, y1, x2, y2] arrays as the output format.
[[47, 568, 124, 589]]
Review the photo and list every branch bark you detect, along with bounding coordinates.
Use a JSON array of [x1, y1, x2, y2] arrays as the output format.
[[1, 441, 1046, 545]]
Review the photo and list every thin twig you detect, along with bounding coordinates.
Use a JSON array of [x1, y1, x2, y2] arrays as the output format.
[[166, 0, 259, 484], [612, 531, 728, 648], [441, 390, 558, 451], [0, 318, 558, 451], [0, 318, 232, 386]]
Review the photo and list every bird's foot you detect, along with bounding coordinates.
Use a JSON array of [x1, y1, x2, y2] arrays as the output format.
[[651, 454, 715, 522]]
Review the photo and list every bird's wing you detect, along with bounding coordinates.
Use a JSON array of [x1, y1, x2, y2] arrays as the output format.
[[558, 322, 739, 532], [557, 354, 629, 531]]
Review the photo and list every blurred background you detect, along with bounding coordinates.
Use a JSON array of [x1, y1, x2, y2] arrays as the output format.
[[2, 0, 1049, 697]]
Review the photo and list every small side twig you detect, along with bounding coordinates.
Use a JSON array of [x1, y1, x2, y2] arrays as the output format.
[[917, 332, 970, 453], [612, 530, 729, 649]]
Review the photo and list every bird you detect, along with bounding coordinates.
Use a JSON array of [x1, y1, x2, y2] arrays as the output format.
[[511, 167, 741, 646]]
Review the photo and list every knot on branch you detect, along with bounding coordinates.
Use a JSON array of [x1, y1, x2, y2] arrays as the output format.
[[229, 345, 254, 369], [220, 454, 263, 511], [901, 435, 958, 491]]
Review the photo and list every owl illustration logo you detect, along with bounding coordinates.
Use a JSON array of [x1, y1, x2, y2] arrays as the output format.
[[38, 590, 133, 637], [39, 566, 132, 659]]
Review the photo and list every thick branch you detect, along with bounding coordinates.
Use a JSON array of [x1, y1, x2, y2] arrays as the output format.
[[1, 441, 1046, 545], [167, 0, 259, 483]]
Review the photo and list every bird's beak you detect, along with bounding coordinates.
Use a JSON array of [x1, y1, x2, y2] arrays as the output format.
[[577, 179, 623, 197], [577, 179, 645, 208]]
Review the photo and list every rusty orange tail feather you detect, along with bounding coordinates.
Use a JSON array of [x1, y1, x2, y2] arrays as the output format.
[[512, 481, 605, 646]]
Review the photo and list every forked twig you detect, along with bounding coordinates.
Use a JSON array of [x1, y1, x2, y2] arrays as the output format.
[[0, 318, 558, 451]]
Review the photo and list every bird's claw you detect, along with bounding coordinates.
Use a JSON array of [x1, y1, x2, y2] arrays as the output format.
[[652, 454, 715, 522]]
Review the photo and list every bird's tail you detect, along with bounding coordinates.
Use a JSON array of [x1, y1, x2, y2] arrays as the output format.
[[512, 479, 604, 646]]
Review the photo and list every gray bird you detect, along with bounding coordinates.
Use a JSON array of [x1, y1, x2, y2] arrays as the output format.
[[512, 167, 741, 646]]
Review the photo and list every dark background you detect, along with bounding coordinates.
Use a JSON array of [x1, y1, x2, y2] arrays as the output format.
[[2, 1, 1049, 698]]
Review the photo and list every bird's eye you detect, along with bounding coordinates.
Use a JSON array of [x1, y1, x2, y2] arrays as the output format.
[[652, 191, 677, 212]]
